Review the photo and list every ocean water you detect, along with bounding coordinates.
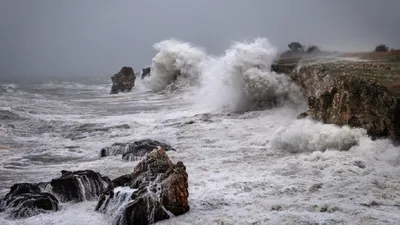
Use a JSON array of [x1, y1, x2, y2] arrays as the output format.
[[1, 38, 400, 225]]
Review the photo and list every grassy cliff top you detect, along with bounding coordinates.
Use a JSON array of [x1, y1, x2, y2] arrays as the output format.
[[272, 56, 400, 97]]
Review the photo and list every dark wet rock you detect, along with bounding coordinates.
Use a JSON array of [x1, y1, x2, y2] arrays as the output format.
[[141, 67, 151, 79], [309, 183, 323, 192], [0, 183, 59, 219], [271, 205, 282, 211], [354, 160, 366, 169], [100, 139, 176, 161], [96, 148, 189, 225], [6, 193, 59, 219], [50, 170, 111, 202], [110, 67, 136, 94]]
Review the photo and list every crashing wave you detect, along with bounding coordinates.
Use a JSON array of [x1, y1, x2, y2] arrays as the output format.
[[1, 84, 18, 93], [196, 38, 304, 112], [142, 39, 208, 92], [271, 119, 368, 153]]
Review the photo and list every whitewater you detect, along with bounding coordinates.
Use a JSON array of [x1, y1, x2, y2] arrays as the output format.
[[1, 38, 399, 225]]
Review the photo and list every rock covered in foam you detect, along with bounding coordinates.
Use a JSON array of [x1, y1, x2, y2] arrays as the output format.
[[110, 67, 136, 94], [96, 148, 189, 225], [141, 67, 151, 79], [50, 170, 111, 202], [100, 139, 176, 161], [0, 183, 59, 219], [0, 170, 112, 219]]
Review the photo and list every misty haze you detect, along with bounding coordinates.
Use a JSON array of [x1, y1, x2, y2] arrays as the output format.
[[0, 1, 400, 225]]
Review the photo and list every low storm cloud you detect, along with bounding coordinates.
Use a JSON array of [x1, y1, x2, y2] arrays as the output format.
[[0, 0, 399, 78]]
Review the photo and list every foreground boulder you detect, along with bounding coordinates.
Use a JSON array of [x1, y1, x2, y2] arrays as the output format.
[[96, 148, 189, 225], [0, 183, 59, 218], [100, 139, 176, 161], [110, 67, 136, 94], [51, 170, 111, 202], [272, 62, 400, 142]]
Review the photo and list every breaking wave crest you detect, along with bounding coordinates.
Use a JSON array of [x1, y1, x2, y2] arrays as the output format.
[[196, 38, 304, 112], [142, 38, 303, 110], [142, 39, 208, 92], [271, 119, 368, 153]]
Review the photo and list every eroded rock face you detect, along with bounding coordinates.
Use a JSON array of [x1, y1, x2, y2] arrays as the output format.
[[272, 62, 400, 142], [0, 183, 59, 219], [96, 148, 189, 225], [50, 170, 111, 202], [299, 76, 400, 141], [100, 139, 176, 161], [110, 67, 136, 94], [271, 63, 336, 98]]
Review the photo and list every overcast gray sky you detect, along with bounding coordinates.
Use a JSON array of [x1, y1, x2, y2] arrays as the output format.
[[1, 0, 399, 78]]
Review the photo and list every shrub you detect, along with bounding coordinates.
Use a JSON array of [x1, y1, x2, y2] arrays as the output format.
[[375, 44, 389, 52], [288, 42, 305, 52], [306, 45, 321, 53]]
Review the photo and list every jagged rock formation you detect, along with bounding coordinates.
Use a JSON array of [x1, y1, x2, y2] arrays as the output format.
[[141, 67, 151, 79], [0, 183, 59, 219], [272, 62, 400, 142], [96, 148, 189, 225], [1, 170, 113, 219], [51, 170, 111, 202], [100, 139, 176, 161], [110, 67, 136, 94]]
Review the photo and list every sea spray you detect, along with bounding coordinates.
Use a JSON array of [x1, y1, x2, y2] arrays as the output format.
[[97, 187, 136, 225], [271, 119, 368, 153], [142, 39, 208, 92], [196, 38, 304, 112]]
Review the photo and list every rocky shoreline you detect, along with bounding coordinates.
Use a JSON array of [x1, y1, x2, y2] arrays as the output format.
[[0, 141, 189, 225], [109, 61, 400, 143]]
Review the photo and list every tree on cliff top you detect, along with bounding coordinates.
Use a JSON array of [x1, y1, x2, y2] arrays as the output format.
[[375, 44, 389, 52], [306, 45, 321, 53], [288, 42, 305, 52]]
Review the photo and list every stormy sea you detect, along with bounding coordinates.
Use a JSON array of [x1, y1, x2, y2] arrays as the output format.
[[1, 38, 399, 225]]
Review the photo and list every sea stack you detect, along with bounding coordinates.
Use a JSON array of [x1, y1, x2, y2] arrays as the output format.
[[110, 67, 136, 94]]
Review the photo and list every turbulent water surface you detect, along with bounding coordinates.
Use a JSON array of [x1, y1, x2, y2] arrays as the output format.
[[1, 38, 400, 225]]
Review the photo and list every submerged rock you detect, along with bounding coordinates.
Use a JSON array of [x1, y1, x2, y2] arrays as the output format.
[[100, 139, 176, 161], [110, 67, 136, 94], [141, 67, 151, 79], [50, 170, 111, 202], [0, 183, 59, 219], [96, 148, 189, 225]]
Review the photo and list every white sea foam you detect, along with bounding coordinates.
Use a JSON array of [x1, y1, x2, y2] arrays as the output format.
[[196, 38, 303, 112], [271, 119, 368, 153], [142, 39, 208, 92]]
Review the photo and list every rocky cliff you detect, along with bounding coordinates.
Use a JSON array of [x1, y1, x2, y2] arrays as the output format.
[[272, 61, 400, 142]]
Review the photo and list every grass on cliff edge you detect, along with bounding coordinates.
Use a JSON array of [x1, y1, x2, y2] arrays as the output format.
[[339, 51, 400, 62], [275, 52, 400, 97]]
